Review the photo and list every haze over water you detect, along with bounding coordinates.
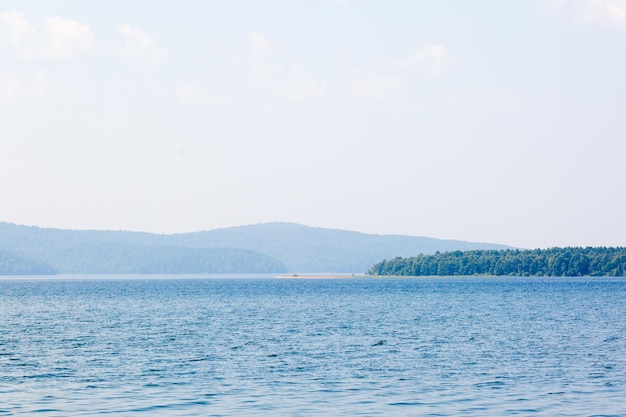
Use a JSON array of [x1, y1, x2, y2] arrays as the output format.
[[1, 276, 625, 416]]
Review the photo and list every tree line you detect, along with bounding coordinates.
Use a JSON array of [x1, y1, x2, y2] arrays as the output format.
[[0, 250, 57, 275], [368, 247, 626, 277], [0, 244, 287, 276]]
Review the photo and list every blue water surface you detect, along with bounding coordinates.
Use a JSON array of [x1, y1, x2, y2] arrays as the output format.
[[1, 276, 625, 416]]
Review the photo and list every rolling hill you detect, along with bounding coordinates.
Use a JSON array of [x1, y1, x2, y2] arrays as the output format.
[[0, 222, 511, 275], [164, 223, 512, 273]]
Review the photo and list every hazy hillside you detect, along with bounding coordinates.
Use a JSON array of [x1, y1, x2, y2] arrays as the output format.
[[0, 222, 511, 275], [165, 223, 512, 273], [0, 223, 287, 275], [0, 249, 57, 275]]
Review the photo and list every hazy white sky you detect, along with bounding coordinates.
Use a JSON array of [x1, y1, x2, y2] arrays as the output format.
[[1, 1, 625, 248]]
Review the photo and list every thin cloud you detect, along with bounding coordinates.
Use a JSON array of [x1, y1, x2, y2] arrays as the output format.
[[176, 83, 206, 104], [394, 44, 453, 75], [245, 32, 325, 101], [279, 72, 326, 101], [246, 31, 276, 84], [0, 11, 94, 59], [118, 24, 168, 71], [248, 31, 270, 58], [536, 0, 626, 31], [354, 73, 402, 99], [0, 69, 49, 102]]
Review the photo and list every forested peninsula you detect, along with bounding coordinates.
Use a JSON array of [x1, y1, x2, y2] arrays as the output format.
[[368, 247, 626, 277]]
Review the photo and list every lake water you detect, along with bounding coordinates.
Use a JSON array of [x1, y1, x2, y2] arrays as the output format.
[[1, 276, 625, 416]]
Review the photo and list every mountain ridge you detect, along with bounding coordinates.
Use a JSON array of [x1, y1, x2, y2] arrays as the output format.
[[0, 221, 513, 274]]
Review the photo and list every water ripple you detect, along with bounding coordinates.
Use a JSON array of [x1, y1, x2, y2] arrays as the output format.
[[1, 276, 625, 415]]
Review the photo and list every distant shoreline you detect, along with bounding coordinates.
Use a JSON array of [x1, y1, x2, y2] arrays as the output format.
[[275, 274, 362, 279]]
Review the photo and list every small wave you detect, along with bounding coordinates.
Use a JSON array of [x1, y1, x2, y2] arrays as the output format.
[[473, 380, 506, 389], [389, 401, 424, 406]]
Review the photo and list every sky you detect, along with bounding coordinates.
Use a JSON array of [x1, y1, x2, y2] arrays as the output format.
[[1, 0, 625, 249]]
